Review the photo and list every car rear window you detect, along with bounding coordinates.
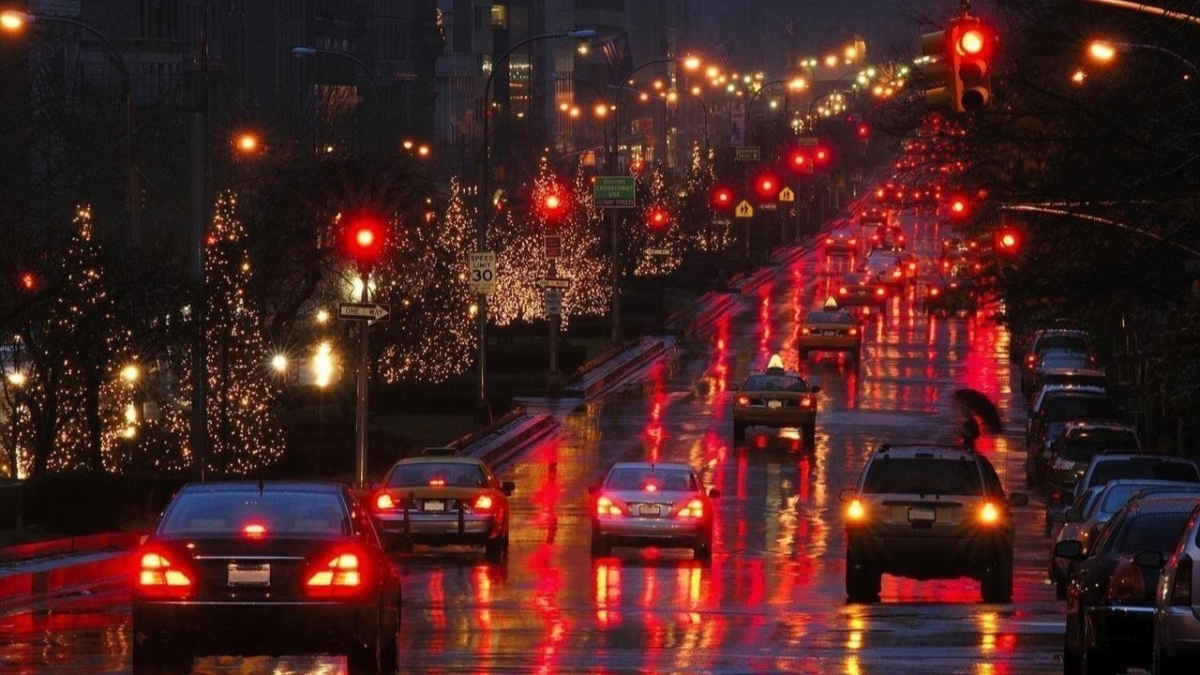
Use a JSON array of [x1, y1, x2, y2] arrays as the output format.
[[744, 374, 809, 392], [606, 468, 696, 492], [1036, 335, 1090, 354], [1089, 460, 1200, 488], [160, 490, 349, 536], [386, 462, 487, 488], [862, 457, 983, 495], [806, 312, 853, 325], [1043, 373, 1107, 389], [1060, 432, 1139, 461], [1113, 512, 1193, 555], [1043, 396, 1120, 422]]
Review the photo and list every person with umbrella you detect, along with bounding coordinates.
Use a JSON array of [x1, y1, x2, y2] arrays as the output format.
[[954, 388, 1002, 450]]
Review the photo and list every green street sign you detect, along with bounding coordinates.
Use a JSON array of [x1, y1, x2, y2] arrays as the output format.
[[594, 176, 636, 208]]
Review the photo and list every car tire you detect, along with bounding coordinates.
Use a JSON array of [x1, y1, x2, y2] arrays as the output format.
[[1080, 619, 1115, 675], [1063, 619, 1083, 675], [733, 421, 746, 445], [801, 423, 816, 448], [694, 536, 713, 562], [590, 531, 611, 557], [485, 536, 506, 562], [799, 349, 809, 360], [981, 549, 1014, 603], [845, 550, 880, 603], [132, 637, 192, 675], [347, 613, 394, 675]]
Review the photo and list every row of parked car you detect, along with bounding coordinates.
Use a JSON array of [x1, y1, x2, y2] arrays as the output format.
[[1013, 324, 1200, 674]]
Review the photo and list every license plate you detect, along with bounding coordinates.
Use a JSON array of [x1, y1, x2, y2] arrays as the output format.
[[908, 507, 936, 523], [823, 330, 839, 336], [227, 563, 270, 586], [856, 290, 867, 296], [424, 500, 445, 512], [638, 504, 661, 517], [768, 400, 782, 409]]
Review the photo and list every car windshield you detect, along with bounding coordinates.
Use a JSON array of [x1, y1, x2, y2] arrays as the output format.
[[387, 462, 487, 488], [606, 468, 696, 492], [862, 458, 982, 495], [159, 490, 349, 536], [806, 311, 853, 325], [744, 374, 809, 392], [1043, 396, 1120, 422], [1060, 431, 1139, 461], [1089, 459, 1200, 488], [1113, 512, 1193, 555]]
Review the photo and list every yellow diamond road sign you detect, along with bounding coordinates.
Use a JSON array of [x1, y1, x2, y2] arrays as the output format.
[[735, 200, 754, 218], [779, 187, 795, 202]]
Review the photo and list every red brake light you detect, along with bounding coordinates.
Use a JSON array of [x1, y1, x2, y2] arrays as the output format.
[[136, 549, 194, 598], [676, 498, 705, 519], [306, 551, 364, 598], [1106, 559, 1148, 601], [800, 396, 813, 408], [375, 493, 395, 510], [826, 237, 834, 245], [838, 287, 849, 296], [243, 523, 267, 538], [596, 496, 622, 516], [737, 395, 750, 406], [474, 494, 495, 511], [1170, 555, 1193, 606], [801, 327, 811, 335], [430, 478, 445, 486], [848, 327, 859, 336], [645, 484, 658, 492], [875, 288, 886, 296]]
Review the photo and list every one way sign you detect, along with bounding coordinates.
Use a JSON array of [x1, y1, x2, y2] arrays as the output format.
[[338, 302, 391, 322]]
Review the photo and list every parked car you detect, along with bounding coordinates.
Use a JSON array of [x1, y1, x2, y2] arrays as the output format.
[[1057, 497, 1199, 675], [1021, 328, 1095, 397], [1031, 420, 1140, 491], [1146, 501, 1200, 674], [130, 481, 401, 675], [1047, 454, 1200, 534], [588, 461, 719, 560], [842, 443, 1027, 603]]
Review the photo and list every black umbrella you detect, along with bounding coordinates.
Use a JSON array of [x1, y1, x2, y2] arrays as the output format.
[[953, 388, 1002, 434]]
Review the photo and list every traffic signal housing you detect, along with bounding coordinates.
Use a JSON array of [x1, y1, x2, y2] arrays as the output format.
[[920, 26, 953, 111], [755, 173, 780, 199], [787, 149, 812, 173], [647, 207, 670, 230], [995, 227, 1021, 254], [951, 17, 993, 112], [712, 186, 734, 210], [342, 210, 388, 268], [946, 195, 971, 221]]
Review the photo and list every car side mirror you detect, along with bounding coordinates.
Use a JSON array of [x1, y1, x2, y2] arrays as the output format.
[[708, 488, 721, 499], [1008, 492, 1029, 507], [1054, 540, 1086, 561], [839, 487, 857, 502], [501, 481, 515, 496], [1134, 550, 1166, 569], [810, 385, 822, 394], [586, 485, 599, 496]]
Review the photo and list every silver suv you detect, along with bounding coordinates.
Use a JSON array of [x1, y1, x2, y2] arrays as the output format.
[[1147, 502, 1200, 673], [841, 444, 1028, 603]]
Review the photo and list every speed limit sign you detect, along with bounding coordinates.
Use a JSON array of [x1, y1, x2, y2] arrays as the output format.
[[468, 251, 497, 294]]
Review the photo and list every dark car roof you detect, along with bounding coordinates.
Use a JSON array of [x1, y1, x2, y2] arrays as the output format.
[[1120, 496, 1200, 515], [177, 481, 345, 495]]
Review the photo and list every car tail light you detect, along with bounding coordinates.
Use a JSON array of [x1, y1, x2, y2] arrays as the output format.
[[429, 478, 446, 486], [736, 395, 750, 406], [596, 496, 623, 516], [136, 548, 194, 598], [243, 523, 267, 539], [907, 262, 916, 271], [676, 498, 705, 519], [849, 238, 857, 245], [644, 484, 659, 493], [846, 499, 866, 521], [474, 495, 495, 511], [930, 287, 941, 297], [1170, 555, 1193, 606], [848, 328, 859, 336], [375, 493, 396, 510], [826, 237, 834, 245], [800, 396, 814, 408], [306, 551, 364, 598], [1106, 559, 1148, 601], [979, 502, 1000, 525], [801, 327, 811, 335], [875, 288, 886, 297], [1025, 355, 1037, 367], [838, 286, 849, 296], [891, 269, 902, 279]]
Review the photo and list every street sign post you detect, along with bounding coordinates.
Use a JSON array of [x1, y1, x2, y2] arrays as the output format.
[[646, 247, 672, 256], [779, 187, 795, 202], [468, 251, 497, 294], [338, 302, 391, 322], [544, 234, 562, 259], [544, 289, 562, 316], [536, 277, 572, 289], [594, 176, 636, 208], [735, 200, 754, 218]]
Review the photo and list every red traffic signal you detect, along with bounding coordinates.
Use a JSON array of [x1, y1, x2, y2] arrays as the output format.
[[856, 123, 871, 139], [19, 271, 37, 291], [755, 173, 779, 198], [946, 196, 970, 220], [540, 191, 567, 224], [647, 207, 670, 230], [788, 149, 811, 173], [996, 227, 1021, 253], [712, 187, 734, 209], [342, 210, 387, 267], [950, 17, 993, 111]]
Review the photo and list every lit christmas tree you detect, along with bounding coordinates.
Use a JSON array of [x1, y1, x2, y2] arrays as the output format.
[[633, 165, 685, 276], [378, 178, 477, 382], [165, 192, 286, 476], [684, 149, 735, 253]]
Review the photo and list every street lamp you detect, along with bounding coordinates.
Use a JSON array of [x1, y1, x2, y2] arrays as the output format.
[[1085, 39, 1198, 76], [474, 28, 596, 423], [2, 10, 140, 246], [745, 78, 807, 142], [291, 46, 382, 150]]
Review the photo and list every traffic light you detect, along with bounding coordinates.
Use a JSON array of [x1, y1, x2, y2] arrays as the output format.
[[787, 149, 812, 173], [647, 207, 670, 230], [995, 227, 1021, 253], [712, 186, 734, 209], [950, 17, 993, 111], [856, 123, 871, 140], [946, 195, 970, 220], [920, 25, 953, 111], [541, 191, 566, 224], [755, 173, 779, 199], [342, 210, 387, 268], [813, 146, 832, 169]]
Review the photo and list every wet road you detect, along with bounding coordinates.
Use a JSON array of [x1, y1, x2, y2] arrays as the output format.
[[0, 213, 1072, 674]]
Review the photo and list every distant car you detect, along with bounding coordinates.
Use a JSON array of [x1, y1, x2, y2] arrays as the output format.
[[732, 354, 821, 445], [1031, 419, 1139, 491], [870, 224, 907, 251], [859, 250, 913, 286], [1057, 497, 1199, 675], [370, 454, 514, 561], [1034, 366, 1108, 400], [588, 461, 719, 560], [1026, 386, 1120, 448], [842, 444, 1028, 603], [1048, 486, 1106, 598], [836, 272, 890, 311], [924, 277, 977, 317], [130, 481, 401, 675], [823, 229, 858, 255], [1048, 454, 1200, 531], [1021, 329, 1096, 397], [797, 305, 862, 360], [1148, 501, 1200, 674]]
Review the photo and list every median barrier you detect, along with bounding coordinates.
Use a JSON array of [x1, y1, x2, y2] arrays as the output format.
[[563, 338, 668, 399]]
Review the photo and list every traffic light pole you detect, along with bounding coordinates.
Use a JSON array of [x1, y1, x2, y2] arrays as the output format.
[[355, 269, 370, 487]]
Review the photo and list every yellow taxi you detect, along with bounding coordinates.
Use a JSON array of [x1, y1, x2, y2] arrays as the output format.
[[369, 453, 515, 561], [798, 299, 862, 360], [732, 355, 821, 446]]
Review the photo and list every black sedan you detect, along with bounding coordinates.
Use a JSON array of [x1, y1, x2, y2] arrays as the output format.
[[130, 481, 402, 675], [1056, 496, 1199, 675]]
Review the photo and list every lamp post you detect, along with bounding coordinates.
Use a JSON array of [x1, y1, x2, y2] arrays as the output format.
[[2, 10, 140, 247], [475, 28, 596, 423], [292, 46, 382, 151], [551, 74, 610, 158], [1086, 39, 1198, 76], [745, 78, 807, 143], [607, 56, 701, 346]]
